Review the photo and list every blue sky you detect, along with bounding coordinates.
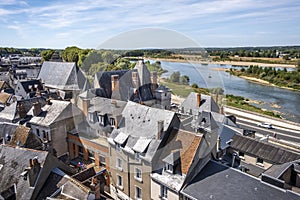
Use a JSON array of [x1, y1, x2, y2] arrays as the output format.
[[0, 0, 300, 48]]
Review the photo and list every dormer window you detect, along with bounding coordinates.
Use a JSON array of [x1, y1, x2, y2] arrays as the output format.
[[116, 144, 121, 152], [135, 152, 141, 161], [165, 163, 173, 173], [98, 115, 105, 126], [110, 118, 115, 127]]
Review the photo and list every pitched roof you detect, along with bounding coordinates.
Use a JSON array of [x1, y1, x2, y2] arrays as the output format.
[[230, 134, 300, 164], [0, 92, 11, 104], [181, 160, 300, 200], [179, 92, 219, 115], [18, 79, 42, 93], [0, 101, 19, 122], [119, 101, 175, 138], [0, 145, 48, 199], [28, 100, 78, 126], [38, 61, 86, 91]]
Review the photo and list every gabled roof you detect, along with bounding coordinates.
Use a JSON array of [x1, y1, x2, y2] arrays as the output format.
[[28, 100, 81, 126], [179, 92, 219, 115], [119, 101, 175, 138], [192, 111, 219, 132], [38, 61, 86, 91], [0, 145, 49, 199], [181, 160, 300, 200], [18, 79, 42, 93], [230, 134, 300, 164]]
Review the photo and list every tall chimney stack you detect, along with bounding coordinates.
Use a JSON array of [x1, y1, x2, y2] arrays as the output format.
[[33, 102, 42, 116], [150, 72, 158, 97], [197, 93, 201, 107], [17, 102, 27, 119], [132, 71, 139, 89], [111, 75, 119, 92], [157, 120, 164, 139]]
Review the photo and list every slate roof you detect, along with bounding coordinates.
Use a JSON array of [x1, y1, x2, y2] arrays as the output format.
[[9, 125, 43, 149], [179, 92, 219, 115], [0, 122, 18, 142], [37, 167, 90, 200], [94, 66, 154, 101], [19, 79, 42, 93], [230, 134, 300, 164], [38, 61, 87, 91], [0, 145, 49, 200], [28, 100, 81, 127], [0, 101, 19, 122], [191, 111, 219, 132], [119, 101, 175, 138], [88, 96, 127, 116], [181, 160, 300, 200]]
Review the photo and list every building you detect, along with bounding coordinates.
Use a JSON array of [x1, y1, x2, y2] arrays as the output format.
[[38, 61, 89, 99], [180, 160, 300, 200], [27, 99, 84, 157], [0, 145, 75, 200], [229, 134, 300, 177], [108, 101, 180, 199], [94, 60, 171, 109], [15, 79, 43, 99]]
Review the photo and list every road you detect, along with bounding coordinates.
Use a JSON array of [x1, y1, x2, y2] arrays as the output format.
[[236, 118, 300, 144]]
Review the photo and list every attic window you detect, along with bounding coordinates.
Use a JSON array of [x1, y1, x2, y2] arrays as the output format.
[[165, 163, 173, 173]]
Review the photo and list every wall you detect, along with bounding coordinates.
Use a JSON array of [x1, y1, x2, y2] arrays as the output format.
[[151, 179, 179, 200]]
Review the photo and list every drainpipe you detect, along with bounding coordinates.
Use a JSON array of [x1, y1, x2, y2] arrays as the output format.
[[232, 152, 237, 167]]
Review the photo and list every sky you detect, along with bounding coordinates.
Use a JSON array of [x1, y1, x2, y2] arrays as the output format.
[[0, 0, 300, 49]]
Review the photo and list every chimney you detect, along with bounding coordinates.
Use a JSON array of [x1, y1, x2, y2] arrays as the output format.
[[197, 93, 201, 107], [150, 71, 158, 97], [28, 157, 41, 187], [157, 120, 164, 139], [220, 105, 224, 114], [33, 102, 42, 116], [111, 75, 119, 92], [82, 98, 90, 117], [17, 102, 27, 118], [132, 71, 139, 89]]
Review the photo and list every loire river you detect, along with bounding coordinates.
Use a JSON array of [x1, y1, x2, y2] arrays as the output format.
[[155, 60, 300, 123]]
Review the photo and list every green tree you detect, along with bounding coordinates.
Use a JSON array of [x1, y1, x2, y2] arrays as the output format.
[[180, 75, 190, 85], [297, 60, 300, 73], [169, 71, 181, 83], [41, 49, 55, 61]]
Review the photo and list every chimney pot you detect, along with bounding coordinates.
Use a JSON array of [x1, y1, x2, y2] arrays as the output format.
[[33, 102, 42, 116], [111, 74, 119, 92]]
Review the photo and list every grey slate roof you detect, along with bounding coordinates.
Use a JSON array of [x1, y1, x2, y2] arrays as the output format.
[[179, 92, 219, 115], [191, 111, 219, 132], [38, 61, 87, 91], [230, 134, 300, 164], [181, 160, 300, 200], [119, 101, 175, 138], [0, 145, 48, 200], [28, 100, 82, 126], [94, 67, 154, 101], [19, 79, 42, 93]]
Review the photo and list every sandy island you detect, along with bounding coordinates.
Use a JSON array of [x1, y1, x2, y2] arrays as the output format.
[[143, 57, 296, 68]]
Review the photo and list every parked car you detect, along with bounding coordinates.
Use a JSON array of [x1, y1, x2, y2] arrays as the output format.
[[257, 122, 273, 129]]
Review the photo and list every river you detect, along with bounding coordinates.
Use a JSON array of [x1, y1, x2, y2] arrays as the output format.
[[153, 60, 300, 123]]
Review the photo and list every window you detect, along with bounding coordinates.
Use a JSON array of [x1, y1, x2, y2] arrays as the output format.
[[161, 185, 167, 199], [239, 152, 245, 159], [117, 175, 123, 188], [98, 115, 105, 126], [110, 118, 115, 127], [88, 112, 94, 123], [99, 156, 106, 167], [257, 158, 264, 166], [135, 186, 142, 199], [135, 152, 140, 161], [165, 163, 173, 173], [134, 168, 142, 182], [78, 146, 84, 158], [116, 144, 121, 152], [88, 150, 95, 160], [116, 158, 122, 171]]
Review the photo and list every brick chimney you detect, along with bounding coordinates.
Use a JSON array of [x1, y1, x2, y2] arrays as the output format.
[[150, 71, 158, 97], [132, 71, 139, 89], [82, 99, 90, 117], [17, 102, 27, 119], [197, 93, 201, 107], [157, 120, 164, 139], [111, 75, 119, 92], [33, 102, 42, 116]]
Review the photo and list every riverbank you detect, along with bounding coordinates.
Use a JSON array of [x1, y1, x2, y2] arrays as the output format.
[[143, 57, 296, 68]]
